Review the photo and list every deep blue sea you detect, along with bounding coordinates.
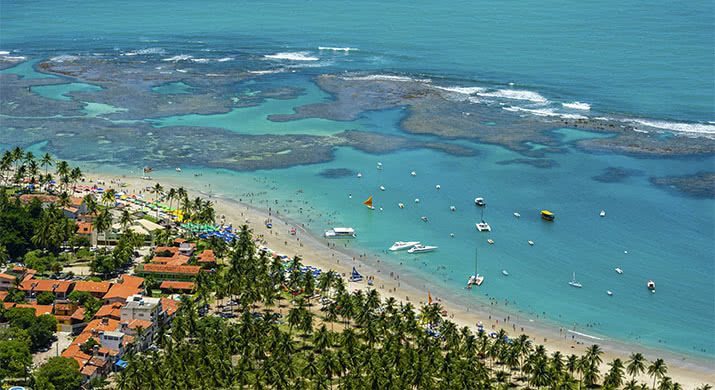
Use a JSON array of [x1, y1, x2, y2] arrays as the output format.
[[1, 0, 714, 360]]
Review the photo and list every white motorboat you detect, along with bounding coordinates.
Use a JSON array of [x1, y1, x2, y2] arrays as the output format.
[[607, 290, 613, 296], [398, 203, 405, 209], [600, 210, 606, 217], [528, 240, 534, 246], [357, 173, 362, 178], [175, 167, 182, 172], [377, 162, 383, 170], [324, 227, 356, 239], [420, 216, 429, 222], [411, 171, 417, 176], [475, 197, 486, 207], [389, 241, 420, 251], [513, 212, 521, 218], [502, 270, 509, 276], [487, 239, 494, 245], [569, 272, 583, 288], [450, 206, 456, 211], [408, 244, 438, 254], [380, 185, 385, 191], [647, 280, 656, 293], [415, 198, 420, 203], [435, 184, 441, 190], [475, 221, 491, 232], [615, 267, 623, 274]]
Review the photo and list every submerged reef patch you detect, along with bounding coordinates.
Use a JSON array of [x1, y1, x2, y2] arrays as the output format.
[[592, 167, 644, 183], [650, 172, 715, 199]]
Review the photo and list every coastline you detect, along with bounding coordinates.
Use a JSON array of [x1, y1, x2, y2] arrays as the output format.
[[81, 167, 714, 387]]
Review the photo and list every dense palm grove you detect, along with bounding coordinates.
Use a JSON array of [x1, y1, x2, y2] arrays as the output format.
[[116, 226, 704, 390]]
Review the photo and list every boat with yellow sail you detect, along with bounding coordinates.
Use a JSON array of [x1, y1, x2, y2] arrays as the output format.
[[363, 195, 375, 210]]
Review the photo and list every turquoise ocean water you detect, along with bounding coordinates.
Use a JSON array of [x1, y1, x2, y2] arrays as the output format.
[[1, 0, 714, 360]]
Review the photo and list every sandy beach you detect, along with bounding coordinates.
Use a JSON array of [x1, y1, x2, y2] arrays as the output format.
[[81, 169, 714, 387]]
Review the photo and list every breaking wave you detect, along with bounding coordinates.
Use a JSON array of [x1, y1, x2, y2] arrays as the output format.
[[562, 101, 591, 110], [318, 46, 358, 52], [50, 55, 79, 63], [162, 54, 193, 62], [628, 119, 715, 135], [264, 51, 319, 61], [342, 74, 432, 83], [476, 89, 549, 104]]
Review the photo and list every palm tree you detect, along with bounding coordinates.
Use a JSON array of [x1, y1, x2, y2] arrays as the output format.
[[120, 209, 133, 231], [55, 160, 70, 191], [70, 166, 82, 191], [167, 187, 177, 210], [101, 188, 116, 208], [627, 353, 647, 381], [0, 244, 9, 267], [604, 358, 625, 388], [647, 359, 667, 390], [40, 152, 53, 176], [94, 209, 113, 246]]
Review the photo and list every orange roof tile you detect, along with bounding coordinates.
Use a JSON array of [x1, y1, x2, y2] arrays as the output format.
[[154, 246, 179, 255], [118, 275, 144, 288], [18, 194, 59, 204], [69, 197, 84, 207], [7, 303, 54, 316], [197, 249, 216, 263], [128, 319, 152, 330], [73, 281, 111, 294], [76, 221, 93, 234], [0, 273, 16, 281], [142, 264, 200, 275], [71, 307, 86, 321], [160, 298, 179, 317], [0, 291, 7, 301], [19, 279, 73, 294], [159, 281, 195, 291], [103, 284, 141, 301], [94, 302, 123, 319]]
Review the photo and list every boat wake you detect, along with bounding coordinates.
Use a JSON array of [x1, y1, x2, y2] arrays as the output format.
[[265, 51, 319, 61]]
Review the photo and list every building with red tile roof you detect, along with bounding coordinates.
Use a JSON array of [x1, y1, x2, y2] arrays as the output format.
[[197, 249, 217, 267], [103, 275, 144, 303], [137, 264, 201, 281], [18, 194, 59, 205], [73, 281, 111, 298], [19, 278, 73, 299], [3, 302, 54, 316], [0, 273, 17, 291], [94, 302, 123, 320], [159, 280, 195, 293]]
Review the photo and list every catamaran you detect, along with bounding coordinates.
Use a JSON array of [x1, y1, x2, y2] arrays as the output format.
[[569, 272, 582, 288], [363, 196, 375, 210], [324, 227, 356, 238], [475, 197, 486, 207], [467, 248, 484, 288], [476, 221, 491, 232], [407, 244, 438, 254], [389, 241, 420, 251]]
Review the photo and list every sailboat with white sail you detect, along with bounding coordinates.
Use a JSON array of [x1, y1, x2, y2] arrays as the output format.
[[568, 272, 582, 288]]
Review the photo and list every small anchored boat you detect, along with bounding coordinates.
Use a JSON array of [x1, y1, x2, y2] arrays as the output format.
[[466, 248, 484, 288], [408, 244, 438, 254], [502, 270, 509, 276], [324, 227, 356, 238], [487, 239, 494, 245], [411, 171, 417, 176], [398, 203, 405, 209], [377, 162, 383, 170], [475, 197, 486, 207], [380, 185, 385, 191], [513, 212, 521, 218], [528, 240, 534, 246], [450, 205, 456, 211], [647, 280, 656, 293], [357, 172, 362, 178], [615, 267, 623, 274], [420, 216, 429, 222], [414, 198, 420, 203], [607, 290, 613, 296], [600, 210, 606, 217], [568, 272, 583, 288], [541, 210, 555, 221], [175, 167, 182, 172], [435, 184, 441, 190]]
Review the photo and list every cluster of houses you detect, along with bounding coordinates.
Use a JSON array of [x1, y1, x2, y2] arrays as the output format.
[[0, 266, 179, 380], [135, 238, 217, 291]]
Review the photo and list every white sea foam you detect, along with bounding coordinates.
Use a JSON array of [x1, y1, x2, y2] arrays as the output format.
[[264, 51, 319, 61], [0, 51, 26, 62], [216, 57, 234, 62], [191, 58, 211, 63], [562, 101, 591, 110], [0, 51, 10, 55], [477, 89, 549, 104], [176, 69, 188, 73], [162, 54, 193, 62], [433, 86, 486, 95], [205, 73, 224, 77], [123, 47, 166, 56], [318, 46, 358, 52], [629, 119, 715, 135], [342, 74, 432, 83], [50, 55, 79, 63], [249, 69, 286, 75], [503, 106, 588, 120]]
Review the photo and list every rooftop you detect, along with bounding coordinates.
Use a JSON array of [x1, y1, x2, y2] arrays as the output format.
[[19, 278, 73, 294], [74, 281, 111, 294], [159, 281, 195, 291], [141, 264, 201, 275]]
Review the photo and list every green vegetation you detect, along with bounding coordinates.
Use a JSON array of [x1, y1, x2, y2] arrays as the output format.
[[2, 308, 57, 351], [113, 226, 691, 390], [67, 291, 102, 322], [89, 232, 142, 278], [33, 357, 83, 390], [36, 291, 55, 305], [0, 327, 32, 382]]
